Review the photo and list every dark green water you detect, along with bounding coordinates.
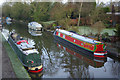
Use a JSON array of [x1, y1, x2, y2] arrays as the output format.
[[2, 21, 120, 78]]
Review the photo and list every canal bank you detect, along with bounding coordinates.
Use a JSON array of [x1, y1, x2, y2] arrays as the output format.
[[0, 32, 31, 79], [106, 42, 120, 60]]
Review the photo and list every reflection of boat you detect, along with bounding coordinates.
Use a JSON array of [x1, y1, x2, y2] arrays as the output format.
[[8, 33, 43, 73], [55, 39, 107, 68], [29, 72, 43, 78], [28, 22, 43, 31], [54, 29, 107, 57], [6, 21, 12, 25], [28, 29, 42, 36]]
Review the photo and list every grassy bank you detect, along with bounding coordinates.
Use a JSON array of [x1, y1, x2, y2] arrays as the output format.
[[1, 32, 31, 78], [67, 26, 116, 36]]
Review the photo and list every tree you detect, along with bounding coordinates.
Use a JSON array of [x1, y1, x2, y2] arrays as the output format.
[[90, 2, 110, 25], [114, 24, 120, 37], [72, 2, 96, 26], [91, 21, 105, 40], [77, 2, 83, 26], [2, 2, 12, 17], [50, 2, 65, 21], [30, 2, 52, 22], [10, 2, 32, 21], [50, 2, 68, 28], [10, 2, 24, 20]]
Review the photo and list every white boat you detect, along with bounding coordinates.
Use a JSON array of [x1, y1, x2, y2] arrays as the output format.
[[28, 22, 43, 31], [6, 17, 12, 22]]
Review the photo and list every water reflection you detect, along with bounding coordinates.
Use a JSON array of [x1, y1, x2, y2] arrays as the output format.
[[6, 21, 12, 25], [2, 22, 120, 78], [29, 72, 43, 79], [55, 40, 107, 68], [28, 29, 42, 36], [52, 38, 107, 78]]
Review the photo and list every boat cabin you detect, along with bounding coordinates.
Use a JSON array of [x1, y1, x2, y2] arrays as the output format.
[[10, 33, 38, 55]]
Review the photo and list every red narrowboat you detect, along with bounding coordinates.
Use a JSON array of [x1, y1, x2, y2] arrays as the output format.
[[54, 29, 107, 57]]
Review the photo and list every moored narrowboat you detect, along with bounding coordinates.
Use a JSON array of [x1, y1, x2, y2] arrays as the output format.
[[8, 33, 43, 73], [54, 29, 107, 57]]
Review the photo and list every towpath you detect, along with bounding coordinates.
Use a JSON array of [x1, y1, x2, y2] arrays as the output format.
[[0, 32, 16, 79]]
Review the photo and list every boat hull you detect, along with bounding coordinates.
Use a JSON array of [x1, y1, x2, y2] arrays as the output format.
[[28, 65, 43, 73], [54, 36, 94, 57]]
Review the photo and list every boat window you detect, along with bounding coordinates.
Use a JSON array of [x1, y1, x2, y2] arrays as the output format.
[[22, 48, 34, 51], [74, 40, 75, 42], [63, 35, 65, 38], [81, 43, 83, 46], [58, 33, 60, 36], [63, 47, 66, 50]]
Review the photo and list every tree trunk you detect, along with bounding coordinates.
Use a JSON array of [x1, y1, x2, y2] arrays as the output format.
[[77, 2, 83, 26]]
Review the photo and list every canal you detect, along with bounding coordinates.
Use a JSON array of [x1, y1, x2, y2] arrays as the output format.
[[2, 21, 120, 79]]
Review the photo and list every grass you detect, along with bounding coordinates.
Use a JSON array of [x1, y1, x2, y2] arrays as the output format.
[[67, 26, 116, 36]]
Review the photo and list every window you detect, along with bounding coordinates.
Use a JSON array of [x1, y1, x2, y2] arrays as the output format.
[[74, 40, 75, 42], [58, 33, 60, 36], [81, 43, 83, 46], [63, 35, 65, 38]]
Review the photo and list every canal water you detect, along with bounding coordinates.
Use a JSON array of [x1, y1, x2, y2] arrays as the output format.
[[2, 21, 120, 79]]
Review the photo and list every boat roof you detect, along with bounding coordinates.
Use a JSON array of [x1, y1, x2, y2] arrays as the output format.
[[56, 29, 102, 44], [29, 22, 42, 27], [23, 49, 39, 55]]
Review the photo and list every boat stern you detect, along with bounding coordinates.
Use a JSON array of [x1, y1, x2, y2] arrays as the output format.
[[94, 42, 107, 58], [28, 64, 43, 73], [94, 51, 107, 57]]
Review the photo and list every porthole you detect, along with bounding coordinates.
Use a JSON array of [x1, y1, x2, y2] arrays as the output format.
[[63, 35, 65, 38], [74, 40, 75, 42], [58, 33, 60, 36], [81, 43, 83, 45]]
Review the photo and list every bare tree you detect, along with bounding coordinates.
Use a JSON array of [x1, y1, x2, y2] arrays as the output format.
[[77, 1, 83, 26]]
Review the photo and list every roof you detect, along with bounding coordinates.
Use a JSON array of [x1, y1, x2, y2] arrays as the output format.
[[42, 21, 56, 24], [106, 12, 120, 15], [28, 22, 42, 28], [57, 29, 101, 44], [23, 49, 39, 55]]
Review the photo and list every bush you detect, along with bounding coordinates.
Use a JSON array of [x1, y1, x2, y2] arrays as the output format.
[[114, 24, 120, 37]]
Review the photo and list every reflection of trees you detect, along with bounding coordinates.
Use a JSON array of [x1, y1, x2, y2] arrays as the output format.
[[4, 21, 31, 38], [108, 60, 120, 78], [60, 52, 90, 78], [4, 22, 92, 78], [39, 32, 62, 75], [3, 23, 13, 32], [39, 33, 90, 78]]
